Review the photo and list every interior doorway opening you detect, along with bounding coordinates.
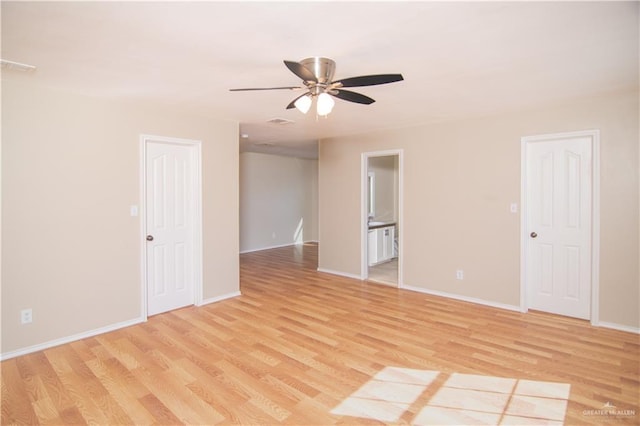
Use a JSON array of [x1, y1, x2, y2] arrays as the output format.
[[361, 150, 403, 286]]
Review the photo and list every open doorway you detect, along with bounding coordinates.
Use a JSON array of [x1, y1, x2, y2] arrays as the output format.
[[361, 150, 403, 286]]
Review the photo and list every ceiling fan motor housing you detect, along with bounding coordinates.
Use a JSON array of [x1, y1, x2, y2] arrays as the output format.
[[300, 57, 336, 86]]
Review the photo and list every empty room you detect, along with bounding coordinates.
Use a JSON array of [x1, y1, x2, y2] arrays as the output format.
[[2, 1, 639, 425]]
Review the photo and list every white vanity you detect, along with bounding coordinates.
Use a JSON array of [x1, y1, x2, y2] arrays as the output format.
[[368, 222, 396, 266]]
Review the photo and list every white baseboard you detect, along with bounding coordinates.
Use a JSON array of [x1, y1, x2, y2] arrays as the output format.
[[0, 316, 146, 361], [402, 285, 640, 334], [198, 291, 241, 307], [595, 320, 640, 334], [317, 267, 363, 281], [240, 240, 317, 254], [1, 291, 243, 361], [401, 284, 521, 312]]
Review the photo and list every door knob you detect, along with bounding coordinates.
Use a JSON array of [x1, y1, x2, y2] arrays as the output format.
[[530, 232, 537, 238], [146, 235, 154, 241]]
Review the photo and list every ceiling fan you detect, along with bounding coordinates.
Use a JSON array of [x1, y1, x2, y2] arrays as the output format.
[[229, 57, 404, 116]]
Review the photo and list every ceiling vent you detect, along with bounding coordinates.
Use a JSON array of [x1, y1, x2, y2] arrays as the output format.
[[267, 117, 294, 125], [1, 59, 37, 72]]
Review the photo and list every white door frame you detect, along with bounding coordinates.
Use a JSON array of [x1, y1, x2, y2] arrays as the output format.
[[140, 134, 203, 319], [520, 129, 600, 324], [361, 149, 404, 286]]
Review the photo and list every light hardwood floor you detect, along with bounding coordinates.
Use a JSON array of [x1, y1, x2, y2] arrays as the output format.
[[2, 242, 638, 425]]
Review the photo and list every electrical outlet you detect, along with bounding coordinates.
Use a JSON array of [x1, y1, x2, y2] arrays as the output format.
[[456, 270, 464, 280], [21, 308, 32, 324]]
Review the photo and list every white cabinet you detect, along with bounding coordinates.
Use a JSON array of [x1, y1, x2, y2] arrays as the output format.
[[367, 229, 379, 265], [368, 225, 396, 266]]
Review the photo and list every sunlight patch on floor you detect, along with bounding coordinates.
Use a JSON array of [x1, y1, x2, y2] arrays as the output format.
[[331, 367, 571, 425], [331, 367, 439, 422]]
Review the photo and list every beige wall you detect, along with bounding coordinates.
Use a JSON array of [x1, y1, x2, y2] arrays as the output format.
[[1, 80, 239, 356], [319, 89, 639, 329], [239, 152, 318, 252]]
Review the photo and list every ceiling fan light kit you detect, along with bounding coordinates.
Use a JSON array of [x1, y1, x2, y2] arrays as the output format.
[[230, 57, 403, 117], [316, 92, 335, 116], [293, 94, 312, 114]]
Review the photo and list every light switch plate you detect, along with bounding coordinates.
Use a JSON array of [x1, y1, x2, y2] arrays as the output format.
[[130, 205, 139, 217], [510, 203, 518, 213]]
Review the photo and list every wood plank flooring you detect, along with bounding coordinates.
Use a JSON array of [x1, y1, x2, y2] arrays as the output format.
[[2, 242, 639, 425]]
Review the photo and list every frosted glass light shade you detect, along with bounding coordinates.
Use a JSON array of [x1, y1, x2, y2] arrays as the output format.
[[294, 95, 312, 114], [316, 93, 335, 116]]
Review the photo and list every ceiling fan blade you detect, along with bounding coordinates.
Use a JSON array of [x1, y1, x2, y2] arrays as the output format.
[[286, 93, 311, 110], [229, 86, 302, 91], [332, 89, 375, 105], [284, 60, 318, 83], [333, 74, 404, 88]]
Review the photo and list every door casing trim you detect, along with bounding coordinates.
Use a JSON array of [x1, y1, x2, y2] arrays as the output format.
[[140, 134, 203, 319], [520, 129, 600, 325]]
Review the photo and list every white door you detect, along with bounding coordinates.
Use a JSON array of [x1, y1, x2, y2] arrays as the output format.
[[146, 141, 195, 315], [525, 135, 592, 319]]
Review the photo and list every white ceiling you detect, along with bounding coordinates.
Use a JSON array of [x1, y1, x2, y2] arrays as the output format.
[[2, 1, 638, 159]]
